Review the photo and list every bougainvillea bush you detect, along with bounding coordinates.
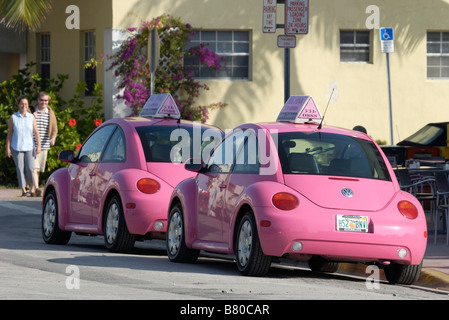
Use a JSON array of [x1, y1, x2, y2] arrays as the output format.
[[106, 14, 227, 122]]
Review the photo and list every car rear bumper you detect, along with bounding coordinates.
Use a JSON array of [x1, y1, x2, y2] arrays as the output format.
[[120, 189, 170, 237], [279, 240, 419, 265], [254, 206, 427, 265]]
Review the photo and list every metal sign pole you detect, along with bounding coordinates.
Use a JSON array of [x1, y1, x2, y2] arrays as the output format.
[[265, 0, 307, 103], [380, 28, 395, 145], [150, 29, 156, 95], [386, 52, 394, 145], [284, 47, 290, 103]]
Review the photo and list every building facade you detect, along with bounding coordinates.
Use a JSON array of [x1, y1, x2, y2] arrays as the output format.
[[0, 25, 27, 82], [23, 0, 449, 144]]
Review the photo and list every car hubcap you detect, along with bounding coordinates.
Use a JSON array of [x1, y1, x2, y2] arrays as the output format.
[[238, 220, 252, 267], [106, 203, 119, 244], [43, 198, 56, 237], [168, 211, 182, 256]]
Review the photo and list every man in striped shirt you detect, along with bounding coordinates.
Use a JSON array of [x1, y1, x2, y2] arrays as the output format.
[[33, 92, 58, 196]]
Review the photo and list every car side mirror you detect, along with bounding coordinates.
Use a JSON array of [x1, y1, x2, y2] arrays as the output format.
[[185, 158, 204, 172], [58, 149, 75, 162]]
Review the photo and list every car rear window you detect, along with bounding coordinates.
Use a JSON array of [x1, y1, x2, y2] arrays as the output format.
[[136, 125, 222, 163], [273, 131, 391, 181]]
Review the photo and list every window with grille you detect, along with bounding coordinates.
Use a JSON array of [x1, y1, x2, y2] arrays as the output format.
[[427, 32, 449, 79], [83, 31, 97, 96], [340, 30, 371, 62], [184, 30, 250, 80], [39, 34, 50, 89]]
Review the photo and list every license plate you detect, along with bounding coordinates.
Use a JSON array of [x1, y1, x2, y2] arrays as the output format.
[[336, 215, 368, 232]]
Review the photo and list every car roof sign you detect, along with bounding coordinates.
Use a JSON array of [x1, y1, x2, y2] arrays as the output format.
[[276, 95, 322, 124], [140, 93, 181, 119]]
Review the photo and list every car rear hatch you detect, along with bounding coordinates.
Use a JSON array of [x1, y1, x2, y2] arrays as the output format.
[[146, 163, 195, 188], [283, 175, 396, 211]]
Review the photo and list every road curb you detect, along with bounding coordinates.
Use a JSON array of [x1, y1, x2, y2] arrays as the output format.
[[417, 269, 449, 291], [340, 262, 449, 291]]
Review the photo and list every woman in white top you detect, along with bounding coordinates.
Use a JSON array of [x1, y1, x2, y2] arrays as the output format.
[[6, 97, 41, 197]]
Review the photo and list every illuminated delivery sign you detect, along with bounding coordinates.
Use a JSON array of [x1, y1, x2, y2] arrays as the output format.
[[285, 0, 309, 35], [140, 93, 181, 119], [276, 95, 321, 124]]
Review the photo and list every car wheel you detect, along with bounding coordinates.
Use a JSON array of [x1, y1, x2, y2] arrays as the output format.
[[308, 256, 340, 273], [167, 203, 199, 263], [42, 190, 71, 245], [384, 261, 422, 285], [235, 211, 271, 276], [104, 194, 135, 253]]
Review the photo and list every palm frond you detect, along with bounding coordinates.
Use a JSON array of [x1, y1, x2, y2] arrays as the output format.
[[0, 0, 54, 31]]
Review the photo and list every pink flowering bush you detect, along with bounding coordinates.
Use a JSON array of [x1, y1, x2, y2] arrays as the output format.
[[107, 14, 227, 122]]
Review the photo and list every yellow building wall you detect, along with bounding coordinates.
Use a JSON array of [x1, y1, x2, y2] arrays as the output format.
[[28, 0, 449, 144], [27, 0, 112, 103], [111, 0, 449, 143]]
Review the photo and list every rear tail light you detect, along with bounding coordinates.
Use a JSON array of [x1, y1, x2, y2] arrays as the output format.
[[137, 178, 160, 194], [272, 192, 298, 210], [397, 200, 418, 219]]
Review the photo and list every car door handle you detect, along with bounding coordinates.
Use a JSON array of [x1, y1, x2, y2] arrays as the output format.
[[219, 183, 227, 190]]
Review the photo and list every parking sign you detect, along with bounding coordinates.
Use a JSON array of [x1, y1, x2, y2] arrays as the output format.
[[263, 0, 277, 33], [380, 27, 394, 53], [285, 0, 309, 35]]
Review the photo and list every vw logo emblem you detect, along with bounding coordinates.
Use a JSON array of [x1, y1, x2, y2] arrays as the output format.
[[341, 188, 353, 197]]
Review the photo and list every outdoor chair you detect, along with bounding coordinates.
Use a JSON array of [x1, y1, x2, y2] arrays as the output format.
[[396, 169, 436, 221], [434, 173, 449, 245]]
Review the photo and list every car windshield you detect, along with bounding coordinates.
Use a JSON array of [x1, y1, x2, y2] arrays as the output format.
[[136, 125, 222, 163], [273, 131, 391, 181]]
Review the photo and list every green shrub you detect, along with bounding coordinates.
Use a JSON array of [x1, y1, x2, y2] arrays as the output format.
[[0, 63, 104, 186]]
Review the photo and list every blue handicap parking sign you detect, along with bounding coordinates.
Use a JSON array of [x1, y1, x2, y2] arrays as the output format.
[[380, 28, 394, 41]]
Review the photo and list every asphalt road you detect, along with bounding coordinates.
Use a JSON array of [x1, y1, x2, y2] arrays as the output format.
[[0, 198, 448, 308]]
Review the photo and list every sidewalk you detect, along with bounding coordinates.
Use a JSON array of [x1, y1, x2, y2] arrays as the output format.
[[0, 188, 43, 201], [1, 188, 449, 292]]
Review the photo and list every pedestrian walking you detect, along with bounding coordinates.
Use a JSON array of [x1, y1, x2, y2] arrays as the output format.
[[6, 97, 41, 197], [33, 92, 58, 196]]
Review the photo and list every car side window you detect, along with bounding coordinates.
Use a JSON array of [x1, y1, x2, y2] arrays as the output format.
[[233, 131, 259, 174], [206, 129, 250, 173], [77, 125, 116, 163], [102, 127, 126, 162]]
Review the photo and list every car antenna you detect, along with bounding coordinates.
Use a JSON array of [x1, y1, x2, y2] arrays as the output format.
[[318, 88, 334, 130]]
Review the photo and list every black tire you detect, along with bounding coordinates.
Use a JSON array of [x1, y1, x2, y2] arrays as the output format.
[[103, 194, 135, 253], [384, 261, 422, 285], [166, 203, 199, 263], [42, 190, 71, 245], [234, 211, 271, 276], [308, 256, 340, 273]]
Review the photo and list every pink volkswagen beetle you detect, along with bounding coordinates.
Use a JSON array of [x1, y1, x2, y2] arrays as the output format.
[[42, 94, 223, 253], [167, 96, 427, 285]]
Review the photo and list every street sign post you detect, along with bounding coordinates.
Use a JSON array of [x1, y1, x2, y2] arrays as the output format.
[[380, 27, 394, 145], [262, 0, 310, 102], [285, 0, 309, 35], [263, 0, 277, 33]]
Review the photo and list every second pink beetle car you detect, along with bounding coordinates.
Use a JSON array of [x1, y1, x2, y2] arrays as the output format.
[[167, 96, 427, 285], [42, 94, 222, 253]]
